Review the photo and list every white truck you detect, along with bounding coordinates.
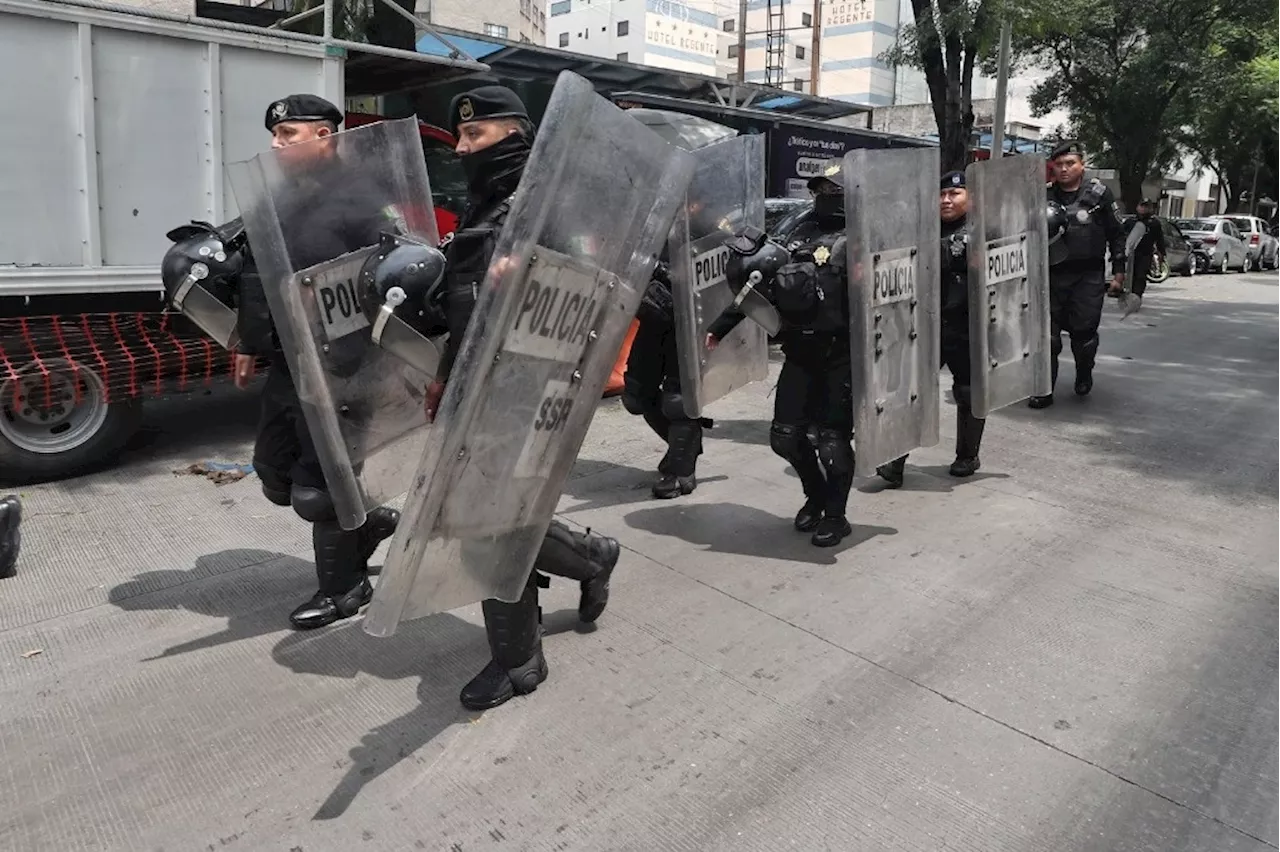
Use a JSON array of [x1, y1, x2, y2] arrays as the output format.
[[0, 0, 481, 482]]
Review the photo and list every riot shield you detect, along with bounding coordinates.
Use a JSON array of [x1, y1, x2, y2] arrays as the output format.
[[227, 118, 440, 531], [843, 147, 942, 477], [964, 156, 1053, 418], [1119, 219, 1145, 317], [364, 72, 695, 636], [669, 134, 768, 418]]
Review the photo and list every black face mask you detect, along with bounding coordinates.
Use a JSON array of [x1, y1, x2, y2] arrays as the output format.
[[460, 133, 531, 196], [813, 193, 845, 223]]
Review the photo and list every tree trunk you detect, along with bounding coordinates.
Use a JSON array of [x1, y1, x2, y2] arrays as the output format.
[[1117, 166, 1146, 213]]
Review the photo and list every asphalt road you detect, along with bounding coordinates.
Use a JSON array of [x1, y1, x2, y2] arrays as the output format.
[[1, 271, 1275, 852]]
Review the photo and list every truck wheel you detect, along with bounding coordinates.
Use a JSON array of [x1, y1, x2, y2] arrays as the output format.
[[0, 357, 144, 485]]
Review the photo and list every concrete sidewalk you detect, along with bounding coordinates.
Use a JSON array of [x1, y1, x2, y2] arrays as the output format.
[[1, 272, 1275, 852]]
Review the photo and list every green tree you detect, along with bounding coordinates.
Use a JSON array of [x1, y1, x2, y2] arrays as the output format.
[[884, 0, 1000, 173], [1179, 31, 1279, 213]]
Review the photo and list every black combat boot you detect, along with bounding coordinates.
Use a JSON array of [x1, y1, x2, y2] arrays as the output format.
[[290, 522, 371, 629], [653, 418, 701, 499], [812, 429, 854, 548], [357, 506, 400, 572], [535, 520, 620, 623], [949, 407, 986, 477], [1072, 335, 1099, 397], [460, 575, 547, 711], [876, 455, 908, 489], [772, 423, 827, 531], [0, 495, 21, 579]]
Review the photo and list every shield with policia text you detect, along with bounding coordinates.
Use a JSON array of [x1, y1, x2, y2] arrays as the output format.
[[843, 147, 942, 477], [229, 118, 440, 531], [669, 133, 769, 418], [363, 72, 696, 636], [964, 155, 1052, 417]]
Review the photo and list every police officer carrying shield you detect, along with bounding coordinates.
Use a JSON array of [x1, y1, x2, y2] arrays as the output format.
[[877, 170, 986, 487], [419, 86, 621, 710], [623, 256, 713, 500], [233, 95, 402, 629], [1031, 140, 1127, 408], [1127, 198, 1166, 300], [709, 165, 855, 548]]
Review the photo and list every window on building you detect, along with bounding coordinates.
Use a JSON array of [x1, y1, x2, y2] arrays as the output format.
[[617, 51, 629, 61], [550, 0, 570, 15], [617, 20, 629, 36], [795, 45, 805, 59], [801, 12, 812, 26], [727, 44, 740, 59], [722, 18, 735, 32], [559, 32, 569, 46], [484, 23, 509, 38], [793, 78, 805, 91]]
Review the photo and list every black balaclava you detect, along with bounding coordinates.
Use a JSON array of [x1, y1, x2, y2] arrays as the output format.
[[813, 190, 845, 224], [460, 132, 532, 198]]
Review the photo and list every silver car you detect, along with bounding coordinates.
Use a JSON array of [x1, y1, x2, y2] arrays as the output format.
[[1213, 215, 1278, 270], [1172, 217, 1249, 273]]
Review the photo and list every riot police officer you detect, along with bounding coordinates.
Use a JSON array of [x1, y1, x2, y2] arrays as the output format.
[[1127, 198, 1166, 298], [623, 255, 713, 499], [708, 166, 854, 548], [1031, 140, 1127, 408], [422, 85, 621, 711], [0, 494, 20, 579], [877, 170, 985, 487], [233, 95, 402, 629]]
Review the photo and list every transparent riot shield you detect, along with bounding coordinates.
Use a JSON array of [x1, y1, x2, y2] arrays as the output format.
[[964, 155, 1052, 418], [227, 118, 440, 531], [364, 72, 696, 636], [843, 147, 942, 477], [669, 134, 768, 418]]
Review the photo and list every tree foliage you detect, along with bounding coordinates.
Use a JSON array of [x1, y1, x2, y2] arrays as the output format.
[[884, 0, 1004, 173]]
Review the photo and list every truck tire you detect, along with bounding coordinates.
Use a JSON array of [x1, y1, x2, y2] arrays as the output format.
[[0, 356, 144, 485]]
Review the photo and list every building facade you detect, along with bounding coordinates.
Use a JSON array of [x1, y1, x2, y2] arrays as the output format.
[[419, 0, 547, 43], [548, 0, 726, 75]]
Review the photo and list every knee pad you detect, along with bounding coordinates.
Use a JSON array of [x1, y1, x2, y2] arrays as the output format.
[[1072, 334, 1099, 357], [769, 421, 811, 464], [952, 384, 973, 410], [814, 427, 853, 473], [659, 391, 688, 421], [290, 485, 337, 523], [621, 374, 654, 416], [255, 464, 291, 507]]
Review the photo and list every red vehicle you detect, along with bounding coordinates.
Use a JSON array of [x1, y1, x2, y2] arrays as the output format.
[[346, 112, 466, 238]]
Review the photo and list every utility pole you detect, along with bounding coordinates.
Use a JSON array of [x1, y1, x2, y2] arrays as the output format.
[[809, 0, 821, 95], [989, 20, 1011, 159], [736, 0, 747, 83]]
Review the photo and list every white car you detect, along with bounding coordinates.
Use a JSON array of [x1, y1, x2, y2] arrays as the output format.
[[1172, 218, 1250, 273], [1212, 215, 1278, 271]]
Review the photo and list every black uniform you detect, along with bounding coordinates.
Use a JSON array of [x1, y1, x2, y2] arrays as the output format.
[[623, 262, 708, 498], [0, 495, 20, 579], [237, 104, 403, 629], [434, 85, 621, 711], [1041, 176, 1126, 399], [1127, 211, 1166, 297], [877, 193, 986, 486], [712, 210, 855, 548]]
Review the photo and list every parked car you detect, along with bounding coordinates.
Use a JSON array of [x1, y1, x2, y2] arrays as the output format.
[[1172, 218, 1249, 273], [1120, 216, 1202, 279], [1212, 214, 1278, 270], [765, 198, 812, 236]]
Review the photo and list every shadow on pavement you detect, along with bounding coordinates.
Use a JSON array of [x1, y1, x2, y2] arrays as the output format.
[[108, 548, 304, 660], [562, 461, 727, 513], [857, 464, 1010, 495], [624, 502, 897, 566]]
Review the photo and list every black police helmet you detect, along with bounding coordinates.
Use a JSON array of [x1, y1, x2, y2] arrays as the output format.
[[358, 232, 448, 328], [1046, 200, 1070, 266], [160, 219, 247, 348], [161, 220, 245, 302]]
